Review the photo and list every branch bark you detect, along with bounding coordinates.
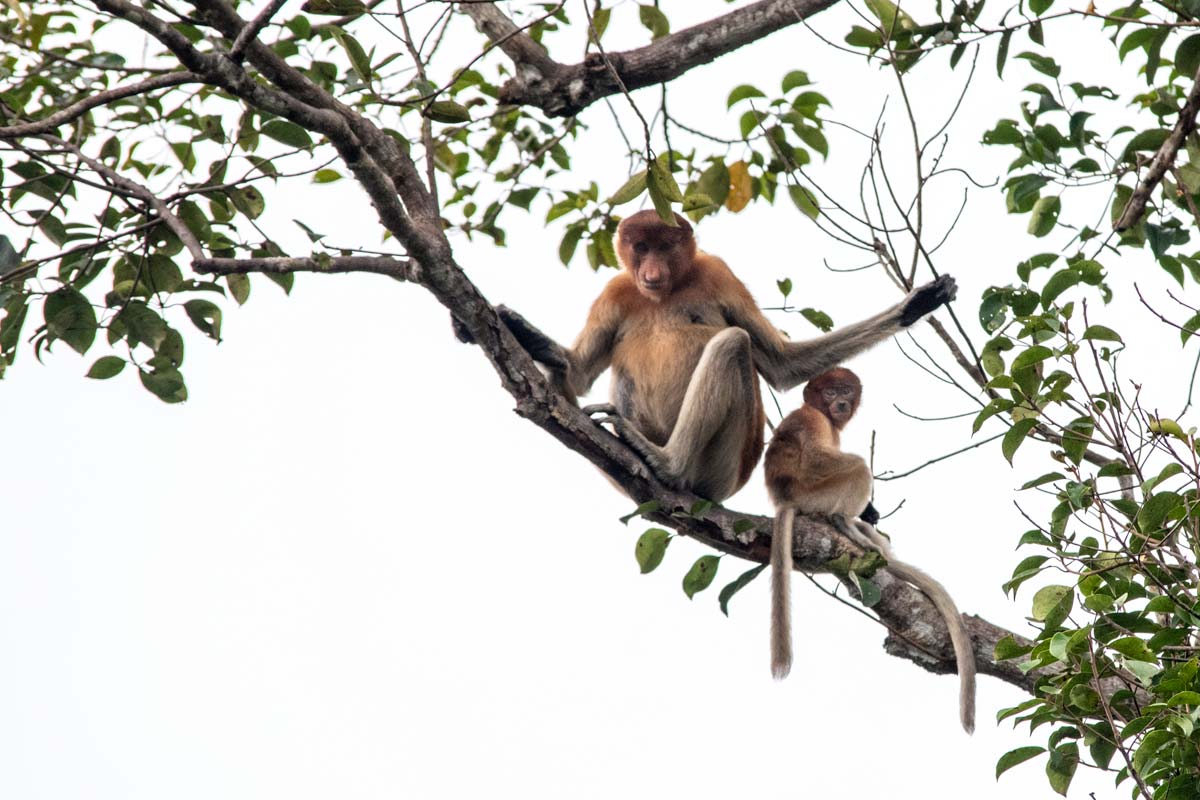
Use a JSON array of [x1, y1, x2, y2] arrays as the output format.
[[1115, 63, 1200, 231], [0, 72, 200, 137], [464, 0, 842, 117], [195, 255, 415, 279]]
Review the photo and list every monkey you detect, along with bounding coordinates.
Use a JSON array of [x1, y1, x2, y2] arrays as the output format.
[[477, 209, 957, 504], [763, 367, 976, 734]]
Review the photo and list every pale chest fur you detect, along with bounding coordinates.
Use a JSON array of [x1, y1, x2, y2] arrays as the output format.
[[609, 298, 727, 445]]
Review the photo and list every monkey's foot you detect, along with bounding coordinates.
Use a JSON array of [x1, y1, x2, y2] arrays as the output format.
[[582, 406, 680, 489]]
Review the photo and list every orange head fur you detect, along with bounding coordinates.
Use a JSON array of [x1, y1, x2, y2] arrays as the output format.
[[802, 367, 862, 431], [616, 210, 697, 301]]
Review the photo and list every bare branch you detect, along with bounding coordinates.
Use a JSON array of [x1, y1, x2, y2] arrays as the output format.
[[0, 72, 201, 138], [471, 0, 842, 117], [229, 0, 288, 59], [1115, 63, 1200, 231], [195, 255, 415, 279]]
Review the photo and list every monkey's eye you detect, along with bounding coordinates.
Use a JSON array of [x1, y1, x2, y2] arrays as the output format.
[[633, 242, 649, 255]]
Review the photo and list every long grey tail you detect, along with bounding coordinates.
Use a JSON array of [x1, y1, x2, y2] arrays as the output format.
[[770, 507, 795, 681], [886, 558, 977, 734]]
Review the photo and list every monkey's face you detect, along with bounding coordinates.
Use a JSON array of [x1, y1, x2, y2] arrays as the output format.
[[617, 212, 695, 301], [820, 384, 861, 426]]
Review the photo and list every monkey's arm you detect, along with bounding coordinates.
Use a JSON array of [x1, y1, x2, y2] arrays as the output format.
[[495, 303, 616, 402], [731, 275, 957, 391]]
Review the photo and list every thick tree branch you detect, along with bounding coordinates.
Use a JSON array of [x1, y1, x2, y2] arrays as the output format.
[[0, 72, 200, 138], [465, 0, 842, 117], [1115, 63, 1200, 231]]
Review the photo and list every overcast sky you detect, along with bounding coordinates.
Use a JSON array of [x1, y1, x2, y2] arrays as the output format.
[[2, 1, 1191, 797]]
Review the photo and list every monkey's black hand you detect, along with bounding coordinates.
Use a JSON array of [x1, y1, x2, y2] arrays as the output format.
[[496, 305, 571, 372], [859, 502, 880, 526], [899, 274, 957, 327]]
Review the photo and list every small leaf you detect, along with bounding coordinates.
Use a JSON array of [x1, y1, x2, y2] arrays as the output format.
[[300, 0, 366, 14], [635, 528, 671, 574], [619, 500, 660, 525], [86, 355, 125, 379], [787, 184, 819, 219], [1002, 418, 1038, 464], [996, 746, 1045, 779], [226, 273, 250, 306], [313, 169, 343, 184], [261, 119, 313, 149], [0, 235, 19, 275], [608, 170, 647, 205], [139, 366, 187, 403], [682, 555, 720, 599], [777, 278, 793, 299], [1027, 195, 1061, 237], [1011, 345, 1053, 371], [718, 563, 767, 616], [994, 635, 1033, 660], [799, 308, 833, 332], [426, 101, 471, 124], [781, 70, 810, 92], [649, 160, 683, 202], [637, 4, 670, 39], [1020, 472, 1064, 490], [997, 29, 1013, 77], [184, 299, 222, 341], [330, 29, 371, 84], [726, 84, 766, 108], [1081, 325, 1122, 343], [43, 287, 97, 355], [1031, 584, 1072, 627]]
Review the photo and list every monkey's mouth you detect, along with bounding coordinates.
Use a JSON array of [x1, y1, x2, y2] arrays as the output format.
[[640, 279, 667, 292]]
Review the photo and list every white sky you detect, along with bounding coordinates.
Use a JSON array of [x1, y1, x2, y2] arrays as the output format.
[[2, 1, 1193, 797]]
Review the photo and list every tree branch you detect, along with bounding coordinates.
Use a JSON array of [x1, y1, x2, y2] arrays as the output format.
[[0, 72, 201, 138], [195, 255, 415, 279], [1115, 63, 1200, 231], [466, 0, 842, 117]]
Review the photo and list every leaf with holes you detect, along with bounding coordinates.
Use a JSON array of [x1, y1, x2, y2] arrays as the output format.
[[184, 299, 222, 342]]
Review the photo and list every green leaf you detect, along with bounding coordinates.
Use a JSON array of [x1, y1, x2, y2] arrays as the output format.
[[781, 70, 810, 92], [994, 635, 1033, 660], [1177, 34, 1200, 77], [0, 235, 20, 275], [649, 160, 683, 202], [1167, 691, 1200, 706], [1081, 325, 1121, 343], [996, 746, 1045, 779], [558, 226, 583, 266], [183, 299, 222, 341], [1138, 491, 1182, 533], [844, 25, 884, 49], [1012, 345, 1053, 371], [86, 355, 125, 379], [777, 278, 793, 299], [1041, 269, 1081, 308], [1031, 584, 1073, 629], [637, 4, 669, 39], [229, 186, 266, 220], [1061, 417, 1094, 466], [727, 84, 766, 108], [139, 366, 187, 403], [608, 170, 647, 205], [850, 573, 881, 607], [226, 273, 250, 306], [787, 184, 819, 218], [646, 170, 676, 225], [635, 528, 671, 574], [426, 101, 471, 124], [619, 500, 660, 525], [682, 555, 720, 599], [313, 169, 343, 184], [261, 119, 313, 149], [799, 308, 833, 332], [330, 28, 371, 84], [43, 287, 97, 355], [997, 29, 1013, 77], [1020, 472, 1064, 490], [1027, 195, 1061, 237], [1109, 636, 1155, 662], [1029, 0, 1053, 13], [300, 0, 366, 15], [718, 563, 767, 616], [1002, 418, 1038, 464], [1045, 745, 1077, 796]]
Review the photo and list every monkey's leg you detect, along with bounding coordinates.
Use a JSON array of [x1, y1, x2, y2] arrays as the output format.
[[594, 328, 758, 501]]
